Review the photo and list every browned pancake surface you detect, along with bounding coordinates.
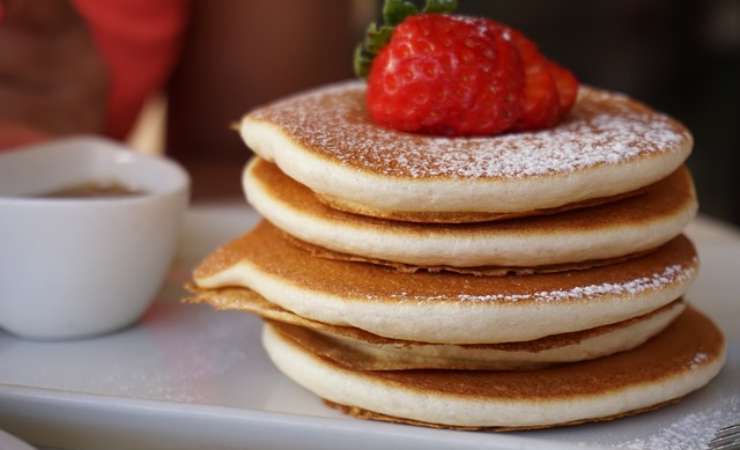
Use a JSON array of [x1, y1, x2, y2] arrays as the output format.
[[187, 285, 682, 350], [266, 301, 681, 352], [285, 232, 652, 276], [194, 222, 697, 305], [273, 307, 724, 399], [251, 158, 694, 233], [186, 285, 682, 353], [314, 190, 644, 223]]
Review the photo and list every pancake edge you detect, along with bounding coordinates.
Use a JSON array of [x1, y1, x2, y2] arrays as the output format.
[[240, 111, 691, 215], [187, 284, 686, 367], [262, 321, 726, 428], [243, 158, 697, 267], [272, 301, 685, 370], [195, 254, 697, 344]]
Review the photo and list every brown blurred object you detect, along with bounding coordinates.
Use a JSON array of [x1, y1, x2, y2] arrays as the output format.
[[167, 0, 356, 201], [0, 0, 106, 136]]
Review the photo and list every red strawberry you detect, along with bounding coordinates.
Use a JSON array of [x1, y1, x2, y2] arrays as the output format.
[[547, 60, 579, 118], [366, 14, 524, 136], [505, 29, 560, 130]]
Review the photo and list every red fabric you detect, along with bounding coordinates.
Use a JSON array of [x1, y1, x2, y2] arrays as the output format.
[[73, 0, 187, 139]]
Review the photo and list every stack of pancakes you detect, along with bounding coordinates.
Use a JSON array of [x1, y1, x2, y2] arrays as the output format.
[[189, 81, 726, 430]]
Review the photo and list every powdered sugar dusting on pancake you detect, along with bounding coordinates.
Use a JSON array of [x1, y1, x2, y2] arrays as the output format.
[[369, 257, 697, 304], [247, 81, 691, 179]]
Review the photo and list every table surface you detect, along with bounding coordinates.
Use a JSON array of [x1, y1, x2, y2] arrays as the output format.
[[1, 204, 738, 450]]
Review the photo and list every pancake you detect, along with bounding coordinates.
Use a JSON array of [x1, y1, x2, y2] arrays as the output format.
[[285, 233, 654, 276], [193, 221, 698, 344], [316, 189, 643, 224], [262, 307, 726, 430], [262, 302, 685, 371], [244, 158, 697, 268], [240, 81, 692, 222], [322, 399, 681, 431], [187, 284, 685, 369]]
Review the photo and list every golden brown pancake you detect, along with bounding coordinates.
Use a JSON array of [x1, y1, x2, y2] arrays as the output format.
[[245, 158, 697, 269], [285, 233, 654, 276], [261, 302, 685, 371], [193, 221, 698, 343], [321, 398, 683, 432], [314, 189, 644, 224], [187, 285, 685, 369], [241, 82, 692, 222], [262, 307, 726, 429]]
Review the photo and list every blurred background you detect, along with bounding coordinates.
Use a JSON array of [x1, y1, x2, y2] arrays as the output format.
[[1, 0, 738, 224]]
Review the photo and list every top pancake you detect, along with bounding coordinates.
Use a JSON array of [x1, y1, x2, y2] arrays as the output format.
[[240, 81, 692, 222]]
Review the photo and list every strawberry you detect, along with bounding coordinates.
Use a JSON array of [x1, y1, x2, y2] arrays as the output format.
[[365, 14, 524, 135], [506, 29, 560, 130], [354, 0, 578, 136], [547, 60, 579, 119]]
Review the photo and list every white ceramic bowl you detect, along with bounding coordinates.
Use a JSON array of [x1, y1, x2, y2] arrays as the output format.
[[0, 137, 189, 339]]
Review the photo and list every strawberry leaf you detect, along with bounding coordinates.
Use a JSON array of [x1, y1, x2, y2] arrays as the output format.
[[423, 0, 458, 14], [353, 45, 373, 78], [383, 0, 419, 26], [354, 0, 458, 78], [365, 22, 394, 54]]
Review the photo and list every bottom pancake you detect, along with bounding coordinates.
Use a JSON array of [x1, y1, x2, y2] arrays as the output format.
[[322, 398, 682, 432], [187, 285, 685, 370], [262, 307, 725, 429]]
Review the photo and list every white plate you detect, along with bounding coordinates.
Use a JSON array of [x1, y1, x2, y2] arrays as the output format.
[[0, 206, 738, 450]]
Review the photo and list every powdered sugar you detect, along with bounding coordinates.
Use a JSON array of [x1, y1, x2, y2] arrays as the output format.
[[248, 81, 691, 179], [615, 396, 740, 450], [377, 258, 696, 303], [690, 351, 709, 369]]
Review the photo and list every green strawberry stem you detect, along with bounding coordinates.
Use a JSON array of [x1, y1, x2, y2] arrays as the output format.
[[354, 0, 458, 78]]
